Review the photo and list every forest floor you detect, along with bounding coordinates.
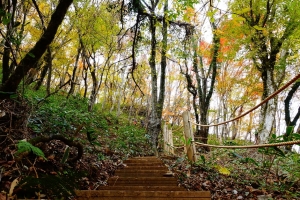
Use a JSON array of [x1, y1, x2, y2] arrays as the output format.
[[0, 96, 300, 199]]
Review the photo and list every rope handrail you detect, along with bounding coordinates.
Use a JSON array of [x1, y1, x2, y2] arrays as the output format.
[[167, 144, 185, 149], [191, 73, 300, 127], [165, 139, 300, 150], [194, 140, 300, 149]]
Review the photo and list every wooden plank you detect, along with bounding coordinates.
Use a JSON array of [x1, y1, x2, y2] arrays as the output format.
[[108, 179, 178, 186], [124, 162, 165, 166], [97, 186, 185, 191], [115, 169, 168, 173], [108, 177, 177, 182], [75, 190, 211, 198], [114, 172, 170, 177], [124, 159, 163, 163], [122, 166, 167, 170], [76, 197, 210, 200]]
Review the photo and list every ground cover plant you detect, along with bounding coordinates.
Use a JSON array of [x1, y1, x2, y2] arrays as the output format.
[[161, 134, 300, 199]]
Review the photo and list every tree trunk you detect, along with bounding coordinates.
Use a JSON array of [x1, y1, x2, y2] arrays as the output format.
[[33, 64, 48, 90], [2, 39, 11, 84], [88, 68, 98, 112], [46, 47, 53, 96], [0, 0, 73, 98], [258, 68, 277, 143], [148, 11, 159, 152], [147, 0, 168, 153], [194, 23, 220, 145], [68, 43, 82, 98]]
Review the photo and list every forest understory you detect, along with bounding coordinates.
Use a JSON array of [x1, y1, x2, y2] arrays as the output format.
[[0, 92, 299, 200]]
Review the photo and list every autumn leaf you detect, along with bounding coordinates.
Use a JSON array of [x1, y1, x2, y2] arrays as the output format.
[[215, 165, 230, 175]]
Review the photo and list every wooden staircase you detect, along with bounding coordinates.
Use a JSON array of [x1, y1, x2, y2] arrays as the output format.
[[75, 156, 211, 199]]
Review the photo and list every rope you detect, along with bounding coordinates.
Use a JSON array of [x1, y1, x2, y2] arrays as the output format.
[[168, 144, 185, 149], [191, 73, 300, 127], [194, 140, 300, 149]]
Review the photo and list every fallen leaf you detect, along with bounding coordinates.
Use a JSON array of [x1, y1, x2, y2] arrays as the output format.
[[9, 178, 19, 196], [216, 165, 230, 175]]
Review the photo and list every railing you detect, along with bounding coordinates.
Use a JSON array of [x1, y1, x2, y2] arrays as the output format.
[[162, 73, 300, 162]]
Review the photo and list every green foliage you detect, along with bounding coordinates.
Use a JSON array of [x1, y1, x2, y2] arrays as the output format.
[[15, 140, 46, 160], [207, 134, 221, 145], [18, 170, 83, 198], [24, 88, 152, 158], [24, 89, 108, 139], [109, 125, 153, 157], [223, 140, 238, 146], [0, 8, 12, 25], [258, 134, 285, 157]]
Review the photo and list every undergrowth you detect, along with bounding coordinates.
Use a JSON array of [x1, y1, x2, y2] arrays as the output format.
[[0, 88, 153, 199], [163, 132, 300, 199]]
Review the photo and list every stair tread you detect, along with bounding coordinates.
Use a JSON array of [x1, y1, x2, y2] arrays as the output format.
[[97, 186, 185, 191], [76, 190, 211, 197]]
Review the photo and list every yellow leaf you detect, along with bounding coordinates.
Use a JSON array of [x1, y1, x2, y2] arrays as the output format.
[[215, 165, 230, 175]]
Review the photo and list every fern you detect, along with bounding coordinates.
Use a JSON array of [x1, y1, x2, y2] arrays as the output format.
[[15, 140, 47, 160]]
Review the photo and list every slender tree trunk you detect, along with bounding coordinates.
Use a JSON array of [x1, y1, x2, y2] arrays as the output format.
[[196, 34, 219, 144], [33, 48, 51, 90], [68, 44, 82, 98], [147, 0, 168, 153], [46, 47, 53, 96], [245, 112, 254, 141], [82, 65, 88, 98], [2, 39, 11, 84], [88, 69, 98, 112], [25, 67, 37, 86]]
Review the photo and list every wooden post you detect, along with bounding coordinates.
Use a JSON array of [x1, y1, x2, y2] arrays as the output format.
[[182, 111, 197, 162], [168, 129, 174, 154], [163, 124, 169, 154], [163, 124, 175, 155]]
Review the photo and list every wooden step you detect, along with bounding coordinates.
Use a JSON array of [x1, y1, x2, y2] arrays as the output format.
[[97, 186, 185, 191], [75, 190, 211, 200], [115, 171, 172, 177], [124, 162, 165, 166], [108, 177, 178, 186], [124, 158, 162, 162], [122, 166, 167, 170]]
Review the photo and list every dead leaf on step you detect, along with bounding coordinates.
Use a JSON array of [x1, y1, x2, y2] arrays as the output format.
[[9, 177, 19, 196]]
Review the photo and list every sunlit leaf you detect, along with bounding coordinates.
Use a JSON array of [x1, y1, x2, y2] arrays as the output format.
[[253, 25, 265, 31], [216, 165, 230, 175]]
